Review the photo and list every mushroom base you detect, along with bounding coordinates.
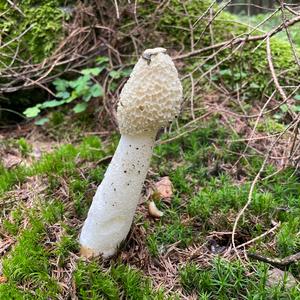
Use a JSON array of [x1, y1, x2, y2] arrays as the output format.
[[79, 133, 156, 257]]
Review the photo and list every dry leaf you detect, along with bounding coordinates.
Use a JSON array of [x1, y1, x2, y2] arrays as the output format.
[[148, 201, 163, 218], [3, 154, 22, 169], [0, 276, 7, 284], [32, 141, 54, 159], [155, 176, 173, 199]]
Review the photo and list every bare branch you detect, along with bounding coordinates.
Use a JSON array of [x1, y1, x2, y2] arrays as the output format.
[[174, 15, 300, 60]]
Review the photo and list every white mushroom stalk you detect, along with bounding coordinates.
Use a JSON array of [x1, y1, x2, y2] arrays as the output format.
[[79, 47, 182, 258]]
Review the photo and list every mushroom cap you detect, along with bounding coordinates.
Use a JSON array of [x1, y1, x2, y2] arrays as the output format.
[[117, 48, 183, 135]]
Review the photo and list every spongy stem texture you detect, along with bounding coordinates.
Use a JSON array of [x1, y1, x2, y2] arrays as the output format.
[[79, 133, 155, 257]]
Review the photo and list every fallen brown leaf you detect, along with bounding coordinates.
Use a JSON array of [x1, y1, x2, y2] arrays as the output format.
[[0, 276, 7, 284], [155, 176, 173, 199], [3, 154, 22, 169]]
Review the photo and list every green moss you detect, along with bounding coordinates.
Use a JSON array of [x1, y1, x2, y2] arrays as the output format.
[[0, 0, 64, 64], [32, 144, 78, 176], [180, 262, 213, 294], [54, 233, 79, 266], [74, 261, 165, 300], [169, 167, 192, 195], [254, 118, 286, 134], [41, 199, 64, 224], [155, 0, 246, 47], [88, 166, 106, 183], [154, 118, 232, 180], [111, 264, 162, 299], [74, 261, 120, 299], [2, 207, 24, 235], [147, 211, 193, 257], [276, 217, 300, 257], [188, 177, 244, 221], [2, 219, 20, 236], [69, 178, 91, 218], [2, 219, 59, 297], [0, 283, 34, 300], [0, 136, 106, 195], [179, 259, 300, 299], [16, 138, 32, 157], [49, 111, 65, 126], [79, 136, 106, 161], [0, 163, 27, 195]]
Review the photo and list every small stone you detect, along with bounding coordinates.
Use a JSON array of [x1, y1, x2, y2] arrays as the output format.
[[266, 268, 298, 289]]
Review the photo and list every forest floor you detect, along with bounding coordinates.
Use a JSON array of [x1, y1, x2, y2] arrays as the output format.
[[0, 89, 300, 299]]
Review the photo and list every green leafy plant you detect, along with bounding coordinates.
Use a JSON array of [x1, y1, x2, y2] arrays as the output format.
[[23, 57, 132, 124]]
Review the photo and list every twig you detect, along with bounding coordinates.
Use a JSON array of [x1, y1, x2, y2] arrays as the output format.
[[0, 108, 26, 119], [248, 251, 300, 268], [0, 24, 34, 50], [236, 221, 281, 249], [194, 1, 232, 49], [284, 4, 300, 16], [266, 36, 287, 102], [233, 90, 276, 167], [174, 15, 300, 60], [182, 2, 194, 51], [279, 1, 300, 69], [157, 112, 212, 145], [288, 118, 300, 162], [7, 0, 24, 16], [193, 0, 217, 28], [231, 116, 300, 262], [189, 74, 195, 120], [113, 0, 120, 19], [134, 0, 139, 25]]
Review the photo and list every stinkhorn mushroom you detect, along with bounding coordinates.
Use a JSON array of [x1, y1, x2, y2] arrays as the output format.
[[79, 47, 182, 258]]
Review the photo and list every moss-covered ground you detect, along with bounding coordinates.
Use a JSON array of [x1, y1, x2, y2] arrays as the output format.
[[0, 103, 299, 299]]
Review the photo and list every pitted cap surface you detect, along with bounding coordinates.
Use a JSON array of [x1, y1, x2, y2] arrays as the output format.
[[117, 48, 183, 135]]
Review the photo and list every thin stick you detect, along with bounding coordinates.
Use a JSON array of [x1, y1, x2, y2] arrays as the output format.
[[189, 74, 195, 120], [231, 117, 299, 262], [174, 15, 300, 60], [113, 0, 120, 19], [194, 0, 232, 48], [7, 0, 24, 16], [0, 24, 34, 50], [233, 90, 276, 167], [266, 36, 287, 102], [236, 221, 281, 249], [157, 112, 212, 145], [248, 251, 300, 268], [193, 0, 217, 28], [182, 2, 194, 52]]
